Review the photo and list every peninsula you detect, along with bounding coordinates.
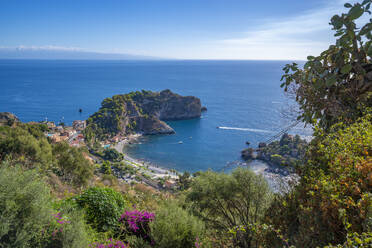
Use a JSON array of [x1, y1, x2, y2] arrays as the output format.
[[84, 89, 203, 143]]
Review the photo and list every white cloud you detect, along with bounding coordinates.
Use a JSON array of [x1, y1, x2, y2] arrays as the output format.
[[183, 0, 361, 60]]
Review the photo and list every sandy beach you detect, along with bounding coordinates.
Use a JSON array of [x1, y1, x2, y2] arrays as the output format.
[[113, 136, 178, 180]]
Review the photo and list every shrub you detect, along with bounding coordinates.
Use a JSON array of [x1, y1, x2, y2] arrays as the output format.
[[0, 125, 53, 170], [90, 238, 129, 248], [0, 163, 53, 247], [52, 142, 93, 187], [75, 187, 127, 233], [150, 201, 207, 248], [119, 209, 155, 244], [103, 148, 123, 162], [187, 168, 272, 247], [41, 209, 91, 248], [265, 114, 372, 247]]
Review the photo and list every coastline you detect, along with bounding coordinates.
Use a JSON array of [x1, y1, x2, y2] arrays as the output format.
[[113, 136, 179, 180]]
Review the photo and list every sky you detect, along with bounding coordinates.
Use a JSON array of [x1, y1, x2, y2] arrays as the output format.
[[0, 0, 363, 60]]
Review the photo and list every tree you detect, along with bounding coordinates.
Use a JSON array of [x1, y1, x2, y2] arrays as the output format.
[[52, 142, 93, 187], [281, 1, 372, 130], [177, 171, 192, 190], [187, 168, 272, 248], [103, 148, 124, 162]]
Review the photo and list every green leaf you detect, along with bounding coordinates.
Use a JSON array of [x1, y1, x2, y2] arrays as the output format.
[[331, 15, 343, 29], [326, 75, 337, 87], [344, 3, 352, 8], [341, 64, 352, 74], [348, 5, 364, 20], [307, 55, 315, 60], [359, 23, 372, 35], [368, 44, 372, 57]]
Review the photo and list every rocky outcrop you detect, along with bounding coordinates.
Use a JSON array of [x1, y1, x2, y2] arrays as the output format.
[[0, 112, 20, 126], [241, 134, 308, 167], [241, 148, 255, 160], [85, 90, 203, 140], [133, 115, 175, 135]]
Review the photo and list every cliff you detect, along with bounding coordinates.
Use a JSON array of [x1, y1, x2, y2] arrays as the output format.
[[84, 90, 202, 141], [0, 112, 20, 126]]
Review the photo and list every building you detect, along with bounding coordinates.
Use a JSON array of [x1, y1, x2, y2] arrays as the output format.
[[51, 134, 69, 143], [72, 120, 86, 131], [46, 121, 56, 129]]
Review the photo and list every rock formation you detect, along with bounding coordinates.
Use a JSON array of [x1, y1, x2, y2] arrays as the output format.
[[0, 112, 20, 126], [85, 90, 203, 140]]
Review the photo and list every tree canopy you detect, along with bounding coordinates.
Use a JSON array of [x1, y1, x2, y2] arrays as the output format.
[[281, 0, 372, 130]]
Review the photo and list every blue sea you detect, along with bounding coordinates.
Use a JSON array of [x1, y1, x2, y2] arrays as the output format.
[[0, 60, 311, 172]]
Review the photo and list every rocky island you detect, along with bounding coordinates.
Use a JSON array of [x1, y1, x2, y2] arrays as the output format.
[[84, 89, 203, 142], [241, 133, 308, 168]]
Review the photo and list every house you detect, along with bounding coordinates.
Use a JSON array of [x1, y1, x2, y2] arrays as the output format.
[[51, 135, 68, 143], [46, 121, 56, 129], [73, 120, 86, 131]]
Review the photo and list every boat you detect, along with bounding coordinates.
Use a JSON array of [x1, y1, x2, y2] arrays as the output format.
[[178, 141, 183, 144]]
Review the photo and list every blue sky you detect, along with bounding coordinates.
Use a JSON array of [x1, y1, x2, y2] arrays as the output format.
[[0, 0, 359, 59]]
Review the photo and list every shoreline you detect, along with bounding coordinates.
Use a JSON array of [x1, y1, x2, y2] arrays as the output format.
[[113, 136, 178, 180], [112, 134, 298, 191]]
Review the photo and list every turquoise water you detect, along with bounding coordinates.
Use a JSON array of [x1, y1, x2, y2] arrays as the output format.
[[0, 60, 311, 172]]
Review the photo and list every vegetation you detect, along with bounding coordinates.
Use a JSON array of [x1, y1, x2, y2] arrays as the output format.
[[0, 164, 90, 248], [83, 90, 153, 143], [187, 168, 273, 247], [103, 148, 124, 162], [0, 164, 53, 247], [150, 201, 207, 248], [74, 187, 127, 233], [0, 1, 371, 247], [0, 123, 93, 188], [53, 142, 93, 187], [281, 1, 372, 130], [255, 133, 308, 167]]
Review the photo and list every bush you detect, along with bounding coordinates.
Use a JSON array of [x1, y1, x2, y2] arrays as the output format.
[[150, 201, 207, 248], [0, 125, 53, 170], [75, 187, 127, 233], [103, 148, 123, 162], [266, 114, 372, 247], [187, 168, 272, 247], [119, 209, 155, 244], [52, 142, 93, 187], [0, 164, 53, 247], [41, 208, 91, 248]]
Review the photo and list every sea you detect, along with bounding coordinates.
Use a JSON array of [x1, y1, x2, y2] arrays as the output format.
[[0, 59, 312, 173]]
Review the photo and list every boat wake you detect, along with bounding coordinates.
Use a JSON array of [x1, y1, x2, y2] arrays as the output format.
[[217, 126, 273, 133]]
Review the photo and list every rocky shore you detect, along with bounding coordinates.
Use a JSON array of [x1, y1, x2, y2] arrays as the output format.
[[241, 133, 308, 168]]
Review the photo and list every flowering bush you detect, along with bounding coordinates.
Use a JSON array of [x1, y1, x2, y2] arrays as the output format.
[[90, 238, 129, 248], [49, 212, 71, 238], [119, 209, 155, 244]]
